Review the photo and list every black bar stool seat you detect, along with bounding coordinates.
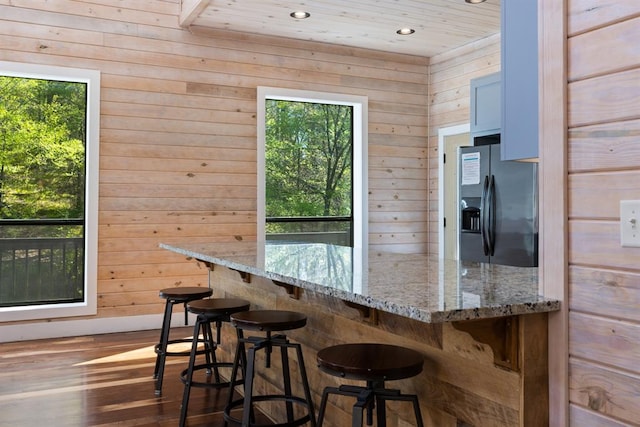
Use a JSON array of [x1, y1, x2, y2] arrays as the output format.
[[154, 286, 213, 396], [224, 310, 316, 427], [179, 298, 251, 427], [316, 343, 424, 427]]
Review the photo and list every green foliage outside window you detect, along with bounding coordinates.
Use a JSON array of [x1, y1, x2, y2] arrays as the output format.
[[0, 76, 86, 223], [0, 75, 87, 305], [265, 100, 353, 220]]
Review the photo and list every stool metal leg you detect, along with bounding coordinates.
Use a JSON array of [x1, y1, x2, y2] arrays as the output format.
[[375, 394, 386, 427], [378, 392, 424, 427], [179, 316, 204, 427], [224, 329, 247, 427], [371, 380, 385, 427], [375, 388, 424, 427], [183, 301, 189, 325], [318, 385, 371, 426], [355, 388, 375, 427], [241, 345, 257, 427], [224, 334, 313, 427], [280, 344, 294, 423], [154, 299, 175, 395], [352, 397, 366, 427], [317, 383, 426, 427], [411, 395, 424, 427], [203, 320, 218, 379], [317, 386, 339, 427], [216, 319, 222, 343], [294, 342, 316, 427]]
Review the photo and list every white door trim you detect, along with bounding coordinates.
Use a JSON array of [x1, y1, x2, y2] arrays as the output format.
[[437, 123, 470, 259]]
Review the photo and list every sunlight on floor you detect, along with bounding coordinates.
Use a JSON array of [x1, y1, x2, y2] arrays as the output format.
[[74, 335, 197, 365]]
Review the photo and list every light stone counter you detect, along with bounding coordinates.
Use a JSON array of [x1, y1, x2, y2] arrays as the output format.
[[160, 241, 559, 323]]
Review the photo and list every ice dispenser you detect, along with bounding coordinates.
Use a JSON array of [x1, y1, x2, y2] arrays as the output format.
[[461, 197, 481, 233]]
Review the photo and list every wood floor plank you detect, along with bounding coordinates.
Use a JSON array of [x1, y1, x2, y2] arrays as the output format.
[[0, 328, 273, 426]]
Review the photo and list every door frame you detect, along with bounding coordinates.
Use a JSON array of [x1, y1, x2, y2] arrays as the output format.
[[438, 123, 470, 259]]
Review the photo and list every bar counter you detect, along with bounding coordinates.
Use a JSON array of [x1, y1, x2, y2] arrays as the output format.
[[160, 241, 559, 323], [161, 241, 560, 426]]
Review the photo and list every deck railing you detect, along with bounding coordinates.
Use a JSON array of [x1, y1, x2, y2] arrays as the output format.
[[266, 216, 352, 246], [0, 217, 346, 308], [0, 219, 84, 307]]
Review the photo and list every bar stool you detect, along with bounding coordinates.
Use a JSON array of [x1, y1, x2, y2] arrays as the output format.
[[316, 343, 424, 427], [224, 310, 316, 427], [179, 298, 251, 427], [154, 286, 213, 396]]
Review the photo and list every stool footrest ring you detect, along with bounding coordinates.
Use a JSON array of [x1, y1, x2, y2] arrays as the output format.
[[224, 395, 313, 427], [179, 362, 242, 389], [154, 338, 210, 358]]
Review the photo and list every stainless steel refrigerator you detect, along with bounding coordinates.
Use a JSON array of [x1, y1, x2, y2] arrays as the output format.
[[458, 143, 538, 267]]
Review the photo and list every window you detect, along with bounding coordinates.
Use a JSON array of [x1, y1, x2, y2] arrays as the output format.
[[257, 87, 368, 248], [0, 61, 100, 321], [265, 99, 353, 245]]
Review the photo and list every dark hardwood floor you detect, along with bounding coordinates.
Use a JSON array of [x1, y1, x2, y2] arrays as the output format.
[[0, 328, 272, 426]]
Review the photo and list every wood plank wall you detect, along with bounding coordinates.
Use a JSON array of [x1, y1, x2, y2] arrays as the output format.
[[0, 0, 429, 322], [566, 1, 640, 425], [427, 34, 500, 255]]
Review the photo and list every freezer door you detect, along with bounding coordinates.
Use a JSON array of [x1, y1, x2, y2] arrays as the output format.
[[489, 144, 538, 266]]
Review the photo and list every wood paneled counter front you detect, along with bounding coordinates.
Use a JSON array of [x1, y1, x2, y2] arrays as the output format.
[[161, 241, 560, 426]]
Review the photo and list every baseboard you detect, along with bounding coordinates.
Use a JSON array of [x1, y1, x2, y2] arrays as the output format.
[[0, 312, 198, 343]]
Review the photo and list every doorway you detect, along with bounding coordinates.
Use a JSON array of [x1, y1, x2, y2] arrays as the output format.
[[438, 124, 471, 260]]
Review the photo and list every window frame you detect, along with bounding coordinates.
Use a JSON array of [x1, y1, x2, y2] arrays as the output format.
[[257, 87, 368, 249], [0, 61, 100, 321]]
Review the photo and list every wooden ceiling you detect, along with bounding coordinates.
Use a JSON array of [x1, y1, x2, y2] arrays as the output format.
[[180, 0, 501, 58]]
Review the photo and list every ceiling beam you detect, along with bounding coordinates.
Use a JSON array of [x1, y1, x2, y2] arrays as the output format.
[[179, 0, 210, 27]]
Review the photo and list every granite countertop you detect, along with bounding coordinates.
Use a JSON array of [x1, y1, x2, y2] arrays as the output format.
[[160, 241, 560, 323]]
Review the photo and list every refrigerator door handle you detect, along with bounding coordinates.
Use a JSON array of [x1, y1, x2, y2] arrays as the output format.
[[480, 175, 490, 256], [488, 175, 496, 256]]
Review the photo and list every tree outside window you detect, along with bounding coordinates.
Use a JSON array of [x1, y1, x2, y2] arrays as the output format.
[[0, 77, 86, 225], [264, 99, 353, 245], [0, 75, 87, 307]]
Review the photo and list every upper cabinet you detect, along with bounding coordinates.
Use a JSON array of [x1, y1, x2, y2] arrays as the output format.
[[470, 72, 501, 137], [501, 0, 539, 160]]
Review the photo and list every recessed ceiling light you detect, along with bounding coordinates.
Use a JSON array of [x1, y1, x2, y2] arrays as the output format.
[[465, 0, 486, 3], [290, 11, 310, 19], [396, 28, 415, 35]]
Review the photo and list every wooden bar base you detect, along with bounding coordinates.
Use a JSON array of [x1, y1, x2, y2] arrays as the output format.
[[208, 265, 549, 427]]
